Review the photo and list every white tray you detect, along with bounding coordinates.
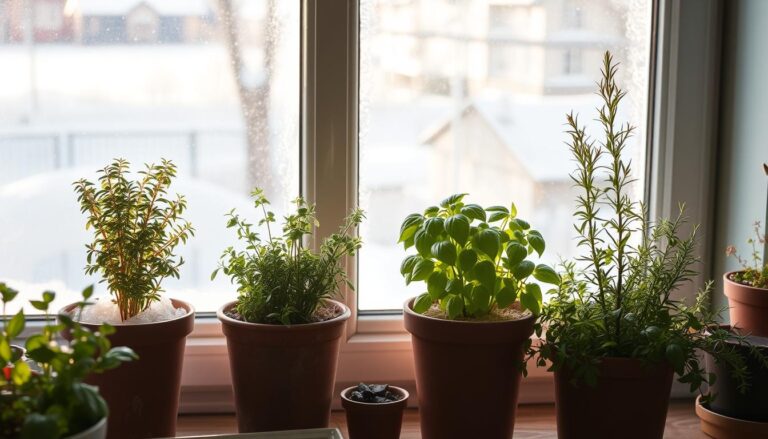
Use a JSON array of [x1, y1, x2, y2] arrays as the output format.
[[171, 428, 344, 439]]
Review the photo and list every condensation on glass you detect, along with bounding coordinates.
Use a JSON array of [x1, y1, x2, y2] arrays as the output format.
[[0, 0, 299, 314], [358, 0, 653, 311]]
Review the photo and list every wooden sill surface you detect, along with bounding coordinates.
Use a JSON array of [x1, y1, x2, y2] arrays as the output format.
[[176, 400, 706, 438]]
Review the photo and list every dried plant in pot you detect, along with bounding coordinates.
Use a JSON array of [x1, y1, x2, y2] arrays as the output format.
[[62, 159, 195, 439], [213, 189, 364, 433], [527, 53, 761, 439], [1, 284, 137, 439], [724, 218, 768, 337], [399, 193, 557, 439], [340, 383, 409, 439]]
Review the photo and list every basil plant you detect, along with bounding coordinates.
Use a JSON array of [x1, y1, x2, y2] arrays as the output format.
[[399, 194, 559, 319]]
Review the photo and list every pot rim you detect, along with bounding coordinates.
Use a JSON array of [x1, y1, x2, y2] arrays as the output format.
[[695, 395, 768, 428], [58, 297, 195, 327], [64, 415, 107, 439], [402, 297, 534, 326], [724, 271, 768, 292], [217, 299, 351, 330], [340, 385, 410, 407]]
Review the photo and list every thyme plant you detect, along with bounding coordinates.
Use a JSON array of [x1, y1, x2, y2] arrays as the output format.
[[726, 221, 768, 289], [213, 189, 364, 325], [0, 284, 137, 438], [529, 53, 765, 401], [399, 194, 559, 319], [73, 159, 194, 321]]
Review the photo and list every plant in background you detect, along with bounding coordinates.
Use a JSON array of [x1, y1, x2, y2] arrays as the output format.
[[0, 284, 136, 438], [73, 159, 194, 321], [399, 193, 559, 319], [528, 52, 765, 400], [725, 221, 768, 289], [213, 189, 365, 325]]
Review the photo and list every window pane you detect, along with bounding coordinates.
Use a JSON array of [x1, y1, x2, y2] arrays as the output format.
[[358, 0, 653, 311], [0, 0, 299, 314]]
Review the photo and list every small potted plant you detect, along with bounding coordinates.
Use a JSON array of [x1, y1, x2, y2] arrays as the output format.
[[340, 383, 409, 439], [1, 283, 137, 439], [399, 193, 558, 438], [724, 220, 768, 336], [527, 52, 762, 439], [63, 159, 195, 439], [214, 189, 364, 432]]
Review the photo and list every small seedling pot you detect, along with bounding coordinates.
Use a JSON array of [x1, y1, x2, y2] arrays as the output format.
[[724, 271, 768, 337], [403, 297, 534, 439], [65, 416, 107, 439], [60, 299, 194, 439], [554, 357, 674, 439], [340, 385, 409, 439], [218, 299, 350, 433], [704, 325, 768, 422], [696, 395, 768, 439]]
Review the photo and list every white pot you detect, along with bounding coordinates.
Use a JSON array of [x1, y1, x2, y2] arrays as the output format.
[[65, 417, 107, 439]]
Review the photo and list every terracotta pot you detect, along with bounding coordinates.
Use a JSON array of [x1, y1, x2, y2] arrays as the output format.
[[704, 326, 768, 422], [61, 299, 194, 439], [554, 357, 673, 439], [340, 385, 408, 439], [66, 416, 107, 439], [218, 300, 350, 433], [696, 395, 768, 438], [724, 271, 768, 337], [403, 298, 534, 439]]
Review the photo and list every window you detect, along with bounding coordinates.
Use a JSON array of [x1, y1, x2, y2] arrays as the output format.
[[0, 0, 299, 314], [357, 0, 653, 311]]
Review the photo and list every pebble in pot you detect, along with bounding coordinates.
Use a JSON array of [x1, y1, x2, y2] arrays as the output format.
[[341, 383, 409, 439]]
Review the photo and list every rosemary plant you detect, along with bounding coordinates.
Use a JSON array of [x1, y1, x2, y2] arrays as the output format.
[[529, 52, 765, 401], [213, 189, 364, 325], [73, 159, 194, 321], [726, 221, 768, 289]]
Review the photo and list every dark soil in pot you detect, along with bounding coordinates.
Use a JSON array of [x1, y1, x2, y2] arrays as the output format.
[[705, 326, 768, 422], [403, 298, 534, 439], [218, 299, 350, 433], [60, 299, 194, 439], [341, 384, 408, 439], [724, 271, 768, 337], [554, 357, 674, 439]]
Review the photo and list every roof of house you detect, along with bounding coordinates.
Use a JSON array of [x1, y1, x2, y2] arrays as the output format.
[[70, 0, 212, 17]]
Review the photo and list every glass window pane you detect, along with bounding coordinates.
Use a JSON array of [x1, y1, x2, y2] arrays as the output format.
[[358, 0, 653, 311], [0, 0, 299, 314]]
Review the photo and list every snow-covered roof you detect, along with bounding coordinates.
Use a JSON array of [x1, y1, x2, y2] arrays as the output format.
[[70, 0, 212, 17]]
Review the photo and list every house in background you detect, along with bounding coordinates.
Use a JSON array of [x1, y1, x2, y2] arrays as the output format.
[[0, 0, 73, 43]]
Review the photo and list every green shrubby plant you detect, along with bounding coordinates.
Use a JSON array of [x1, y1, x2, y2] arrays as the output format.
[[528, 53, 767, 401], [213, 189, 365, 325], [0, 284, 136, 438], [73, 159, 194, 321], [399, 193, 559, 319], [726, 222, 768, 289]]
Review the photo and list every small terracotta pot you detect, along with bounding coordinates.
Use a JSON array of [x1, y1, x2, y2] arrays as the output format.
[[340, 386, 408, 439], [696, 395, 768, 438], [704, 325, 768, 422], [724, 271, 768, 337], [61, 299, 194, 439], [218, 300, 350, 433], [554, 357, 673, 439], [403, 298, 534, 439]]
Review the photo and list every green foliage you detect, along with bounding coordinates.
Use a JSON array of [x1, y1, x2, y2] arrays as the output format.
[[399, 194, 557, 319], [726, 221, 768, 289], [213, 189, 365, 325], [73, 159, 194, 321], [527, 52, 765, 401], [0, 284, 137, 439]]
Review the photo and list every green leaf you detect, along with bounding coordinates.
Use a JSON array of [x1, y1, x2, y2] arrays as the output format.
[[11, 360, 31, 385], [445, 214, 470, 246], [413, 293, 433, 314], [82, 285, 94, 300], [666, 344, 684, 374], [472, 260, 496, 288], [446, 278, 464, 296], [509, 202, 518, 218], [533, 264, 560, 285], [425, 217, 445, 237], [431, 241, 457, 266], [528, 230, 545, 256], [20, 414, 59, 439], [440, 193, 468, 208], [505, 242, 528, 267], [514, 260, 535, 279], [496, 283, 518, 308], [485, 206, 509, 213], [414, 229, 434, 258], [0, 338, 10, 363], [29, 300, 48, 312], [471, 284, 491, 314], [7, 310, 25, 338], [400, 255, 422, 275], [424, 206, 440, 216], [487, 211, 508, 223], [461, 204, 486, 222], [520, 283, 542, 315], [427, 271, 449, 300], [399, 213, 423, 243], [474, 229, 501, 259], [411, 259, 435, 282], [42, 291, 55, 303], [457, 248, 478, 272], [446, 295, 464, 319]]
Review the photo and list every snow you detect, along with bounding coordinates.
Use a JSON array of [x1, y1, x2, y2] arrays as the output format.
[[75, 294, 187, 325]]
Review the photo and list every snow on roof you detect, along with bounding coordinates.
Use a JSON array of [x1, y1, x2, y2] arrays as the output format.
[[72, 0, 212, 17]]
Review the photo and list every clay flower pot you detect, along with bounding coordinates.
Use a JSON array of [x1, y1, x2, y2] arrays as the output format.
[[724, 271, 768, 337], [218, 299, 350, 433], [554, 357, 674, 439], [696, 395, 768, 439], [66, 416, 107, 439], [61, 299, 194, 439], [340, 385, 409, 439], [403, 298, 534, 439], [704, 326, 768, 422]]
